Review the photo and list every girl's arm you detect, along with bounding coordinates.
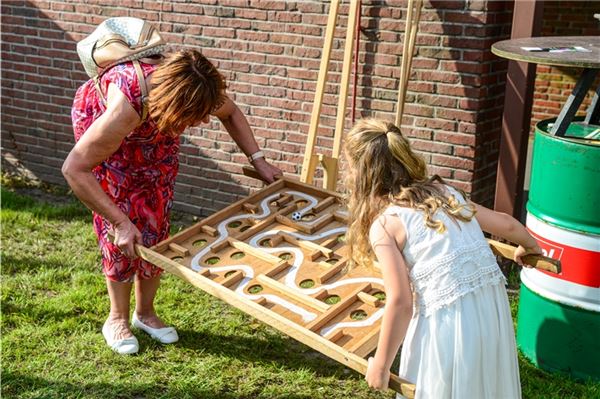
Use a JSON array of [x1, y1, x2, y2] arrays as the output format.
[[471, 202, 542, 266], [365, 214, 413, 390], [212, 96, 282, 183], [62, 83, 143, 259]]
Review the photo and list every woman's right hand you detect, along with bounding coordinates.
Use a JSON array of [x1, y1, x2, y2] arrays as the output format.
[[113, 219, 143, 259], [514, 243, 543, 268]]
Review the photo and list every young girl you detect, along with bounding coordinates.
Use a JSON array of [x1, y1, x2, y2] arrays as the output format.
[[344, 119, 542, 398]]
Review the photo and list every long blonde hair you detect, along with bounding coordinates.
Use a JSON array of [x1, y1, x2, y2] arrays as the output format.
[[148, 49, 227, 136], [344, 118, 475, 269]]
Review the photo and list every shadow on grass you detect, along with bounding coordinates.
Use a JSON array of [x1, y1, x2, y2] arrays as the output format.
[[1, 253, 78, 275], [1, 369, 265, 399], [155, 327, 358, 381], [1, 188, 90, 222]]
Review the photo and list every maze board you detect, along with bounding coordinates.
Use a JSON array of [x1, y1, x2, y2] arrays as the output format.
[[138, 178, 416, 397]]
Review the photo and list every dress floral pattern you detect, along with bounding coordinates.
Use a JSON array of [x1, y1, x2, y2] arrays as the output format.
[[72, 61, 180, 282]]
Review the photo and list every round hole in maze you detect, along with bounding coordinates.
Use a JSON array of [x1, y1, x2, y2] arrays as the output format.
[[350, 309, 368, 320], [324, 295, 341, 305], [299, 279, 315, 289], [230, 251, 245, 260], [224, 270, 237, 278], [248, 284, 263, 294], [336, 234, 346, 243], [171, 256, 184, 263], [239, 225, 251, 232], [325, 258, 339, 265], [205, 256, 220, 265], [227, 221, 242, 229], [301, 213, 316, 221], [278, 252, 293, 260], [193, 239, 208, 248], [373, 291, 386, 301], [295, 199, 308, 207], [259, 238, 272, 247]]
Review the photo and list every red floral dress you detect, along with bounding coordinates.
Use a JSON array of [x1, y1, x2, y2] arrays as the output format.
[[71, 62, 180, 282]]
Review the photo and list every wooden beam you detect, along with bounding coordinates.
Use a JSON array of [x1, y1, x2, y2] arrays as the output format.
[[349, 328, 380, 357], [328, 0, 361, 191], [257, 274, 331, 312], [306, 283, 371, 332], [313, 196, 337, 213], [317, 259, 348, 284], [168, 243, 190, 257], [229, 239, 283, 265], [221, 270, 245, 288], [357, 291, 382, 307], [395, 0, 422, 126], [301, 0, 341, 184], [275, 215, 314, 234]]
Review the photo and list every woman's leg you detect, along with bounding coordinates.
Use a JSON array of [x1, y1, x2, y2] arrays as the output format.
[[105, 277, 134, 339], [134, 275, 167, 328]]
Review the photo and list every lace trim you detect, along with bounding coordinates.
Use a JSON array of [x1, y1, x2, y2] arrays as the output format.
[[410, 250, 506, 317], [410, 242, 493, 281]]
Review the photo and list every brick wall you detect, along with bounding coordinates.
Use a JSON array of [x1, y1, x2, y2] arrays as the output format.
[[1, 0, 513, 215], [530, 1, 600, 133]]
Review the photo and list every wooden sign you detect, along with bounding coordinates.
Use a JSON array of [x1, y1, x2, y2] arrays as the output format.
[[137, 178, 416, 398]]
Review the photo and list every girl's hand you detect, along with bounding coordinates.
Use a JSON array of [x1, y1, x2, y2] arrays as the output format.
[[252, 158, 283, 184], [365, 357, 390, 391], [514, 243, 543, 268]]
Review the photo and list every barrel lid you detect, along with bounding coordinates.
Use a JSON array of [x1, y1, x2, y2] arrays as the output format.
[[537, 118, 600, 146]]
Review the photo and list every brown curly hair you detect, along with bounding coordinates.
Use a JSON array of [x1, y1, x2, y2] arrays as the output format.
[[148, 49, 227, 136]]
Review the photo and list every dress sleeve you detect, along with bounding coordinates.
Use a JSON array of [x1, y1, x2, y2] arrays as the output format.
[[100, 62, 143, 117]]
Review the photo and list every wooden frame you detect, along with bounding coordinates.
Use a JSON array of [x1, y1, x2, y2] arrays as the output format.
[[139, 177, 416, 397]]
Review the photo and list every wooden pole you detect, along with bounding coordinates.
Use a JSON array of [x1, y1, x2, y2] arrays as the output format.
[[327, 0, 361, 191], [301, 0, 340, 184], [395, 0, 422, 127]]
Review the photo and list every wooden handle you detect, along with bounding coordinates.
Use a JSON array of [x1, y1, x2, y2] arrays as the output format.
[[390, 373, 416, 398], [487, 239, 561, 274]]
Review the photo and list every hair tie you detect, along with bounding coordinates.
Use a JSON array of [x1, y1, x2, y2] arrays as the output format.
[[385, 131, 393, 142]]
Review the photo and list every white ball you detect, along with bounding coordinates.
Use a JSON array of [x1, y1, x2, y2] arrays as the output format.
[[291, 212, 302, 221]]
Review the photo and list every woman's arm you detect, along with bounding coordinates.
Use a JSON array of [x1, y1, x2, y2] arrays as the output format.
[[472, 202, 542, 266], [62, 83, 142, 259], [212, 96, 282, 183], [365, 214, 413, 390]]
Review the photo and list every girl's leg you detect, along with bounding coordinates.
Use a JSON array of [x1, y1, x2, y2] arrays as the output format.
[[105, 277, 134, 339], [134, 275, 167, 328]]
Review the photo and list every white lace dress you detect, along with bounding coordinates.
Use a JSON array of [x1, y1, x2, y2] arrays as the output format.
[[385, 187, 521, 399]]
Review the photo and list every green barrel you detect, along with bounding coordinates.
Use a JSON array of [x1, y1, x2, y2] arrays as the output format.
[[517, 277, 600, 381], [518, 118, 600, 381], [527, 118, 600, 235]]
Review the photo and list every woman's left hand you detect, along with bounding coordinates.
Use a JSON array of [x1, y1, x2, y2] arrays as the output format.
[[365, 357, 390, 391], [252, 158, 283, 184]]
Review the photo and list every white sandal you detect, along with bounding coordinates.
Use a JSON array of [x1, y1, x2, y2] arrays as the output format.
[[132, 313, 179, 344], [102, 320, 139, 355]]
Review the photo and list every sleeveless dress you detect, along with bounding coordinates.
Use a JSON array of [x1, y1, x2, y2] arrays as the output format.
[[383, 187, 521, 399], [71, 61, 180, 282]]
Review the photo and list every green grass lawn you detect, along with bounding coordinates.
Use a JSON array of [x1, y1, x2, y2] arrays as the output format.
[[2, 181, 599, 399]]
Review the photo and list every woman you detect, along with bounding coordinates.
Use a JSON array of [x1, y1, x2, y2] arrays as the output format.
[[62, 49, 282, 354]]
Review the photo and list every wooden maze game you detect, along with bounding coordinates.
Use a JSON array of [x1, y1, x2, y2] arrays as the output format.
[[137, 177, 416, 397]]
